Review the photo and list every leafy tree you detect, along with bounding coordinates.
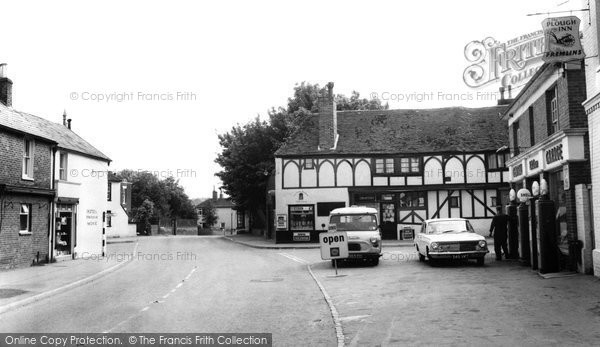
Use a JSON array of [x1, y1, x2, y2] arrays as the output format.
[[200, 201, 218, 227], [117, 170, 196, 222], [215, 82, 388, 229], [133, 199, 154, 234]]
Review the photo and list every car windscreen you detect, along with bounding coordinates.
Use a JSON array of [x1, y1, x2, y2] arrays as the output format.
[[329, 214, 378, 231], [426, 220, 474, 234]]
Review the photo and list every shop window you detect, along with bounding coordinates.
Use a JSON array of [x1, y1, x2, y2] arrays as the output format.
[[449, 196, 460, 208], [374, 158, 394, 174], [19, 204, 32, 234], [399, 191, 426, 208], [22, 139, 34, 179], [399, 157, 420, 174], [317, 202, 345, 216], [59, 152, 68, 181], [304, 159, 314, 170], [289, 205, 315, 230]]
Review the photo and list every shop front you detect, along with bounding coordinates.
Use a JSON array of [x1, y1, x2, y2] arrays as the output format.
[[54, 199, 78, 259], [508, 129, 589, 270]]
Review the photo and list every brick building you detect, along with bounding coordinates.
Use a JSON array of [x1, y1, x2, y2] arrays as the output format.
[[273, 83, 510, 243], [1, 65, 111, 263], [581, 0, 600, 277], [504, 60, 591, 272], [0, 68, 56, 269]]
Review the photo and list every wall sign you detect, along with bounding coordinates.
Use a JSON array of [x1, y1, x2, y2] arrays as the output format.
[[542, 16, 585, 63], [545, 144, 563, 164], [276, 214, 287, 229], [563, 165, 570, 190], [293, 232, 310, 242], [512, 163, 523, 177], [528, 159, 539, 170]]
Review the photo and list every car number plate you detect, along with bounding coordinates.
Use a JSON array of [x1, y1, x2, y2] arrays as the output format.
[[348, 253, 363, 259], [452, 254, 469, 259]]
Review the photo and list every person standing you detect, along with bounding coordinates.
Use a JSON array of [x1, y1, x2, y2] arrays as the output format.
[[489, 206, 509, 261]]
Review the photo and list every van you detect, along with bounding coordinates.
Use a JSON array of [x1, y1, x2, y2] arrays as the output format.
[[328, 206, 382, 266]]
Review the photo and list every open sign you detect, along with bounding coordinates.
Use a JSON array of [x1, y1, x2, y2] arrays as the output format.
[[319, 231, 348, 260]]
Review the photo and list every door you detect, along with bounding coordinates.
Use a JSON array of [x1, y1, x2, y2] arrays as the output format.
[[380, 202, 397, 240]]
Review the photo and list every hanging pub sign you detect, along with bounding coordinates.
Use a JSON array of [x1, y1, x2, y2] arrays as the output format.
[[542, 16, 585, 63]]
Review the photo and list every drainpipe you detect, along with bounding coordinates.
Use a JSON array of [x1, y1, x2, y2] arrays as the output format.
[[49, 145, 58, 263]]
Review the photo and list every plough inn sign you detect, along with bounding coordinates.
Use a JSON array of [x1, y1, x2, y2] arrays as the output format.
[[464, 16, 584, 90]]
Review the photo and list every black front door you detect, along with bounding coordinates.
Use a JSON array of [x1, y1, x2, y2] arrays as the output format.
[[381, 202, 397, 240]]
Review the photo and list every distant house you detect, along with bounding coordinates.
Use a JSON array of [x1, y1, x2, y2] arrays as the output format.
[[106, 172, 136, 238], [0, 66, 111, 263], [0, 73, 56, 267], [274, 83, 510, 243], [197, 189, 248, 232]]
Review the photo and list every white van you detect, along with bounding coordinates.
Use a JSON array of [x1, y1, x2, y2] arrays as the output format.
[[328, 206, 382, 266]]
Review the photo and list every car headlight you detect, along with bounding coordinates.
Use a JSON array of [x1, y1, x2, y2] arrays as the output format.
[[370, 237, 380, 247], [478, 240, 487, 249], [431, 242, 439, 250]]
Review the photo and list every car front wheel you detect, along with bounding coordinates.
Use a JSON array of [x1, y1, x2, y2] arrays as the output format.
[[476, 257, 485, 266]]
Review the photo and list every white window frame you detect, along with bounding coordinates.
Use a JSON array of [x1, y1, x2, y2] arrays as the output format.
[[19, 204, 32, 235], [59, 152, 68, 181], [22, 139, 34, 180]]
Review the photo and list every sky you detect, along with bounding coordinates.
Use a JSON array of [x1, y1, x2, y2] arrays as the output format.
[[1, 0, 584, 199]]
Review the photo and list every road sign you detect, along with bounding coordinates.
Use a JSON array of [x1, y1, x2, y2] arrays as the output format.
[[319, 231, 349, 260]]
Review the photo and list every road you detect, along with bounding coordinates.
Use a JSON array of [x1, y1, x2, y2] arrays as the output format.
[[0, 237, 336, 346], [2, 236, 600, 346]]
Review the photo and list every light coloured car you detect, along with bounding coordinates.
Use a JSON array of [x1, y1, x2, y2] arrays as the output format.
[[414, 218, 488, 266], [328, 206, 382, 266]]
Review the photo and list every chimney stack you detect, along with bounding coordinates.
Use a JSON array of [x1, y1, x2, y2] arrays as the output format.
[[317, 82, 337, 150], [0, 63, 13, 107], [212, 187, 217, 201], [219, 188, 223, 200], [67, 119, 72, 129]]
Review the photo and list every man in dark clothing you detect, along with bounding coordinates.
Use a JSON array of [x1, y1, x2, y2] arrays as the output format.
[[489, 206, 509, 260]]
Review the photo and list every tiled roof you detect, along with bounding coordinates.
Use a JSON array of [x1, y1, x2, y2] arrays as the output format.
[[276, 106, 508, 156], [197, 198, 235, 209], [0, 103, 111, 161]]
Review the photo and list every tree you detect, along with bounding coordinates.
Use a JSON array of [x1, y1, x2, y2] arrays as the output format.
[[215, 82, 388, 229], [133, 199, 154, 235], [201, 201, 217, 228], [117, 170, 197, 222]]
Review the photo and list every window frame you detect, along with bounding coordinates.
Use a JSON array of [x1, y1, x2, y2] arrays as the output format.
[[107, 182, 112, 201], [19, 203, 32, 235], [59, 152, 68, 181], [487, 152, 509, 172], [288, 204, 315, 231], [398, 157, 421, 175], [106, 210, 112, 228], [22, 139, 34, 180], [303, 158, 314, 170], [373, 158, 394, 175], [449, 196, 460, 208]]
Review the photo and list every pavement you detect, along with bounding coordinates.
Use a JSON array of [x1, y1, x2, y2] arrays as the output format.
[[0, 237, 139, 314]]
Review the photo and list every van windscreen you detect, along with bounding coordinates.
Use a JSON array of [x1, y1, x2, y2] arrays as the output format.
[[330, 214, 377, 231]]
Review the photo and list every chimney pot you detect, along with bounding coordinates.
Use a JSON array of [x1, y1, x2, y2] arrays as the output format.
[[63, 110, 67, 126], [507, 85, 513, 99], [0, 64, 6, 78], [67, 119, 72, 129], [499, 86, 505, 100]]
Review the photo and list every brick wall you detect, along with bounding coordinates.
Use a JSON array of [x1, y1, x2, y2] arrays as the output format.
[[0, 129, 53, 189], [0, 193, 51, 269], [317, 96, 337, 150]]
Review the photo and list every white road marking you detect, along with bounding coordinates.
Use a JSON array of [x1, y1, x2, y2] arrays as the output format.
[[140, 306, 149, 312], [176, 283, 183, 289], [340, 315, 371, 322], [278, 252, 309, 264]]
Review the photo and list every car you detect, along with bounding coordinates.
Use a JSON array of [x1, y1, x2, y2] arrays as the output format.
[[328, 206, 382, 266], [414, 218, 489, 266]]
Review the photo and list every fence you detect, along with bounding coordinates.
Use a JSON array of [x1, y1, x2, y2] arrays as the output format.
[[156, 218, 199, 235]]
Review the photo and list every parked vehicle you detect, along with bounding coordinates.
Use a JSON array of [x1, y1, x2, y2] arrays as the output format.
[[328, 206, 382, 266], [414, 218, 488, 266]]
